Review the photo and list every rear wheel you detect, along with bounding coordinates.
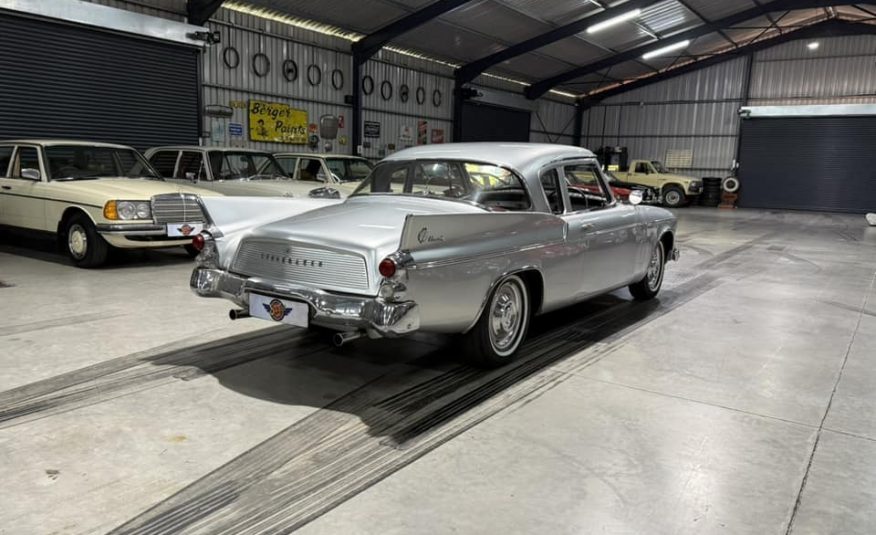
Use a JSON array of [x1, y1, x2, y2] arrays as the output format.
[[629, 241, 665, 300], [662, 185, 685, 208], [462, 274, 530, 368], [64, 213, 109, 268]]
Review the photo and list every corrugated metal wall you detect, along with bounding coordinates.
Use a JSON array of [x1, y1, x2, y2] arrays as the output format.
[[749, 35, 876, 106], [582, 34, 876, 178], [87, 0, 578, 158], [531, 99, 577, 146], [583, 58, 747, 178]]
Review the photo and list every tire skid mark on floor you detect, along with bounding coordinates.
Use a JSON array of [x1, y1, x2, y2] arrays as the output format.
[[109, 269, 733, 535], [0, 311, 126, 337], [0, 327, 319, 429]]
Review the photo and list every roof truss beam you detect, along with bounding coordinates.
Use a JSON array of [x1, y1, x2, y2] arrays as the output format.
[[456, 0, 665, 84], [186, 0, 224, 26], [580, 19, 876, 104], [352, 0, 473, 61], [525, 0, 852, 99]]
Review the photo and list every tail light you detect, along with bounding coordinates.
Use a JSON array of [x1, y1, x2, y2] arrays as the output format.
[[378, 257, 397, 278], [191, 233, 206, 251]]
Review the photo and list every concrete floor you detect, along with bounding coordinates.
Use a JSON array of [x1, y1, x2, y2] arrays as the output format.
[[1, 208, 875, 535]]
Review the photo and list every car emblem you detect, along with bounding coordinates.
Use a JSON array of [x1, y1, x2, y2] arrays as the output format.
[[417, 227, 445, 244], [177, 224, 195, 236], [263, 299, 293, 321]]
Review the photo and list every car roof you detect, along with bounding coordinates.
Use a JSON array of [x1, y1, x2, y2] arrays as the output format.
[[274, 153, 368, 159], [0, 139, 135, 149], [148, 146, 271, 153], [383, 142, 595, 177]]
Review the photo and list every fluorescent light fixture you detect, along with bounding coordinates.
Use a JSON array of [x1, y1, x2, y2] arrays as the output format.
[[586, 9, 642, 34], [807, 41, 820, 50], [642, 40, 691, 60]]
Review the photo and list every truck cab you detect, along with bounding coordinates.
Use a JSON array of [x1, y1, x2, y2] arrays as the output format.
[[621, 160, 702, 207]]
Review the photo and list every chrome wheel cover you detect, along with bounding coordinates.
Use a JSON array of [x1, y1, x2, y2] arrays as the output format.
[[665, 190, 682, 206], [647, 243, 664, 291], [488, 277, 527, 357], [68, 224, 88, 260]]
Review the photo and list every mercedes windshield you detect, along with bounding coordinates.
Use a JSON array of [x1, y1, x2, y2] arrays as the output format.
[[46, 146, 161, 181]]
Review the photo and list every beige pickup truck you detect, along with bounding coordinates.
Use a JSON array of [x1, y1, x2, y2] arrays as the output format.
[[620, 160, 702, 207]]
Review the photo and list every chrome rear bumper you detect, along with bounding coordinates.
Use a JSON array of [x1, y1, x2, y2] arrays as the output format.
[[190, 267, 419, 336]]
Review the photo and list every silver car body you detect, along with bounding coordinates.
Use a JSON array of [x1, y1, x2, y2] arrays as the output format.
[[191, 143, 678, 337]]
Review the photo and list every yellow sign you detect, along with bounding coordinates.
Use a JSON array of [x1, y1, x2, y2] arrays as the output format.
[[249, 100, 308, 144]]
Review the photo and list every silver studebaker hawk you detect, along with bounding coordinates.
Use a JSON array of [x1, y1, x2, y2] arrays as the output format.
[[190, 143, 679, 367]]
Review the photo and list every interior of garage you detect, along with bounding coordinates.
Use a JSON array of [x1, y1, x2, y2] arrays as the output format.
[[1, 0, 876, 533]]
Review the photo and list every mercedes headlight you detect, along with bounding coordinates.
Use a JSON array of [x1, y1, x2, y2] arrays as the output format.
[[104, 200, 152, 220]]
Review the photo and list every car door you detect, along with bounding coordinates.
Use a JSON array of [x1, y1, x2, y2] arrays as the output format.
[[560, 161, 643, 295], [0, 145, 48, 230]]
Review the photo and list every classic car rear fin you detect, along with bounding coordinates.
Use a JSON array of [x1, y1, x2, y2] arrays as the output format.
[[199, 196, 340, 236], [399, 212, 566, 256]]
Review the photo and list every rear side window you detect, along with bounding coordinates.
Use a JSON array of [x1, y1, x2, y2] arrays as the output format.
[[177, 151, 206, 180], [16, 147, 40, 178], [0, 147, 12, 177], [540, 168, 564, 215], [149, 151, 178, 177], [275, 157, 297, 175]]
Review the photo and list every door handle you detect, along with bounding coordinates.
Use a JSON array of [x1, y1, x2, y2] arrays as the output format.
[[580, 223, 594, 231], [1, 186, 10, 190]]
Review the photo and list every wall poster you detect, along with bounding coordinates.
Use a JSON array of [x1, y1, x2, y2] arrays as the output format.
[[248, 99, 308, 144]]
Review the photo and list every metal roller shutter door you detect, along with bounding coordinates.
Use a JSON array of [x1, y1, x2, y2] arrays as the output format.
[[738, 116, 876, 213], [460, 102, 531, 142], [0, 13, 199, 151]]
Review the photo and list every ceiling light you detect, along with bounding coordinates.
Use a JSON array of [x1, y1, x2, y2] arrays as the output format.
[[586, 9, 642, 34], [807, 41, 820, 50], [642, 40, 691, 60]]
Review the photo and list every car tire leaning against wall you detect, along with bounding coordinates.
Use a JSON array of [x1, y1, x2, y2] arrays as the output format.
[[63, 212, 109, 268]]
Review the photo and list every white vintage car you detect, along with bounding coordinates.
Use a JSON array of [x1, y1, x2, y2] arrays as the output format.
[[273, 153, 374, 198], [190, 143, 679, 367], [0, 140, 217, 267], [145, 146, 340, 199]]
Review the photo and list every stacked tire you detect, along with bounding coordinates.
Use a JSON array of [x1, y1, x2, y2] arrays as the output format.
[[698, 177, 722, 207]]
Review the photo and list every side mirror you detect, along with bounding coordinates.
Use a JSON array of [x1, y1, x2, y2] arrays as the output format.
[[628, 189, 644, 205], [308, 187, 341, 199], [21, 168, 41, 180], [185, 171, 198, 183]]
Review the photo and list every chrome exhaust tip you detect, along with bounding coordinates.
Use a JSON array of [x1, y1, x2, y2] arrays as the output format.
[[332, 331, 362, 347], [229, 309, 250, 320]]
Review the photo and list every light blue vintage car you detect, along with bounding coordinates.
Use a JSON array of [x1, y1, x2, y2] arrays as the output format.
[[190, 143, 679, 367]]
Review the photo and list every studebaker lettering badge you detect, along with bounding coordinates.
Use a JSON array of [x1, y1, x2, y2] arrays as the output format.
[[417, 227, 445, 244], [264, 299, 293, 321], [259, 252, 324, 267]]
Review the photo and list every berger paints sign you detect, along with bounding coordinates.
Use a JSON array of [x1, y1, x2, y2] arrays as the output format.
[[248, 100, 308, 144]]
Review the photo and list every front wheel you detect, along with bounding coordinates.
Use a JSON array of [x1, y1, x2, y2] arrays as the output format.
[[629, 241, 665, 301], [662, 186, 685, 208], [462, 274, 530, 368], [64, 213, 109, 268]]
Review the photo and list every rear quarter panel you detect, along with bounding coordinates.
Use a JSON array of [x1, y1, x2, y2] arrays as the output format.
[[401, 212, 567, 332]]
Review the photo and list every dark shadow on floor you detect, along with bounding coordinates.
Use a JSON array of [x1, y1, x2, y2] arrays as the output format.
[[0, 228, 194, 268]]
